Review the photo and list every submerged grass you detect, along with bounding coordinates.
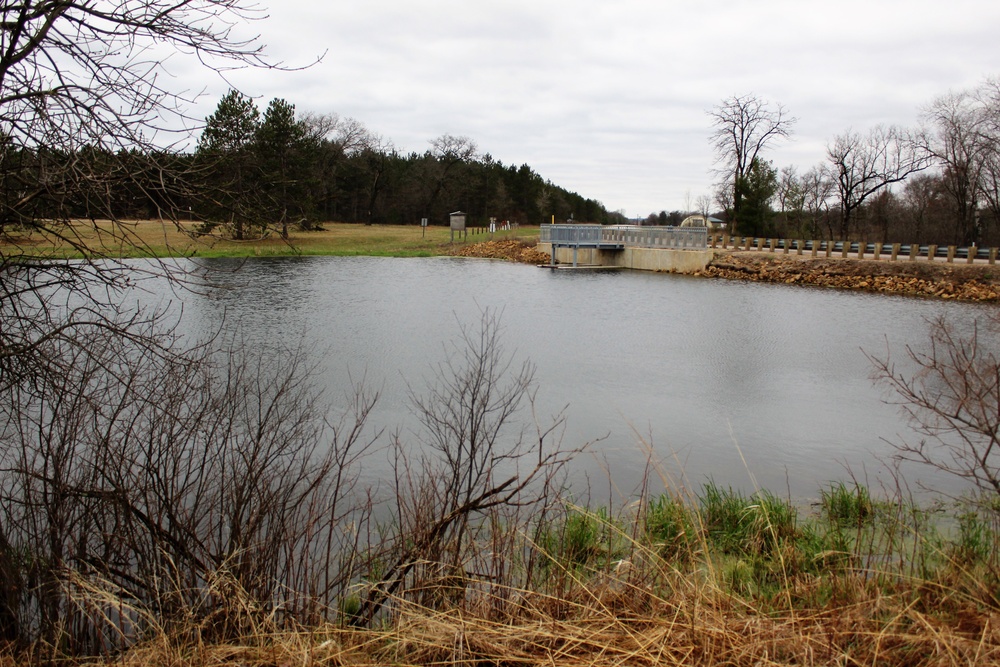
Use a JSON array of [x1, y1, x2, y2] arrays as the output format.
[[821, 481, 876, 527]]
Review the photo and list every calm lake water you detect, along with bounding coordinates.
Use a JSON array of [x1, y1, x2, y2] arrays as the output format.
[[145, 255, 994, 504]]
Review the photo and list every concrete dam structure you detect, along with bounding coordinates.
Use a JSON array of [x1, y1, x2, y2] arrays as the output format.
[[537, 224, 713, 273]]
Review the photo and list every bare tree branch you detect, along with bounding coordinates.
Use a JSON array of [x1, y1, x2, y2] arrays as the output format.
[[868, 313, 1000, 499], [708, 94, 795, 234]]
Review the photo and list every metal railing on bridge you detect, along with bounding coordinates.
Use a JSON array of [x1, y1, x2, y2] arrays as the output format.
[[540, 224, 708, 249], [604, 225, 707, 249], [540, 224, 609, 246]]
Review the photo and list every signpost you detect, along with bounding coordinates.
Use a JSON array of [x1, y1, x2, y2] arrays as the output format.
[[449, 211, 467, 243]]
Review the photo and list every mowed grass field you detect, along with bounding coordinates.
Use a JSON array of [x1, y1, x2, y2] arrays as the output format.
[[1, 219, 540, 259]]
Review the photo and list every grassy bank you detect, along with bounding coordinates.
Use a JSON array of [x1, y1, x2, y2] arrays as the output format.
[[11, 480, 998, 667], [7, 220, 1000, 302], [0, 219, 539, 259]]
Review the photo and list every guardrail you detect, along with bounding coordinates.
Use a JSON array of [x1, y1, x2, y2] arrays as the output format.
[[710, 235, 1000, 264], [540, 224, 708, 249]]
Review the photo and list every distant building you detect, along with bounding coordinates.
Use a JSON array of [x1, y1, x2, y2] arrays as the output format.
[[680, 215, 726, 231]]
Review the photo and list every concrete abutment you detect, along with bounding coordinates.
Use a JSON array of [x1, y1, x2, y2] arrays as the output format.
[[537, 243, 713, 273]]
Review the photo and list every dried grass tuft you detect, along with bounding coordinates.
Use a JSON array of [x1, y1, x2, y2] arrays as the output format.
[[30, 567, 995, 667]]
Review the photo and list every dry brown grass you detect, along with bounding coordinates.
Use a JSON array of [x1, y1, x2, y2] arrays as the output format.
[[37, 581, 995, 667], [13, 546, 993, 667], [0, 219, 538, 260]]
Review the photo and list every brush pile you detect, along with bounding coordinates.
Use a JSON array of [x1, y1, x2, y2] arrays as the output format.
[[448, 238, 552, 264]]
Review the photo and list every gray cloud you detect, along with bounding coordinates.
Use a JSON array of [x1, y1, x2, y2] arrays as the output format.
[[182, 0, 1000, 216]]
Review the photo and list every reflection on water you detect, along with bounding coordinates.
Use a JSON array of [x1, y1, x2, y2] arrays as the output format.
[[150, 255, 993, 503]]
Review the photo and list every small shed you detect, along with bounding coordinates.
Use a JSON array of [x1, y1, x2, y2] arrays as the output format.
[[680, 215, 726, 231]]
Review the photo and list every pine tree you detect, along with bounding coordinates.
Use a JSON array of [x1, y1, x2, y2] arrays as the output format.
[[197, 90, 262, 239]]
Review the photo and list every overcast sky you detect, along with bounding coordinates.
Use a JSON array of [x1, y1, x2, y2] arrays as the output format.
[[178, 0, 1000, 217]]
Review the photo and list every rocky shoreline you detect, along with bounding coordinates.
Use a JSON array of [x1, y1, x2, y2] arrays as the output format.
[[448, 240, 1000, 302], [699, 251, 1000, 301]]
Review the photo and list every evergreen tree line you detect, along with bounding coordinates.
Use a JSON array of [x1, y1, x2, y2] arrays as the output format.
[[1, 90, 621, 239]]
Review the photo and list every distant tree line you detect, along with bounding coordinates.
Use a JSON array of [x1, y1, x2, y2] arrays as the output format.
[[1, 90, 621, 239], [647, 80, 1000, 247]]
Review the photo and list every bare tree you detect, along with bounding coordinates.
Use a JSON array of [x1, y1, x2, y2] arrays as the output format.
[[0, 331, 379, 649], [0, 1, 281, 232], [776, 165, 803, 216], [359, 132, 396, 224], [800, 166, 835, 239], [708, 94, 795, 234], [358, 309, 576, 624], [826, 125, 930, 240], [695, 194, 713, 219], [714, 181, 734, 217], [919, 89, 991, 245], [0, 3, 329, 650], [300, 113, 389, 223], [430, 134, 479, 165], [974, 78, 1000, 234], [422, 134, 478, 219], [869, 313, 1000, 500], [0, 1, 296, 388], [900, 173, 946, 243], [299, 113, 375, 222], [300, 112, 375, 157], [773, 165, 832, 239]]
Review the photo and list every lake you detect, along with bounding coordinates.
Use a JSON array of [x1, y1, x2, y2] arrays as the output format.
[[149, 255, 994, 505]]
